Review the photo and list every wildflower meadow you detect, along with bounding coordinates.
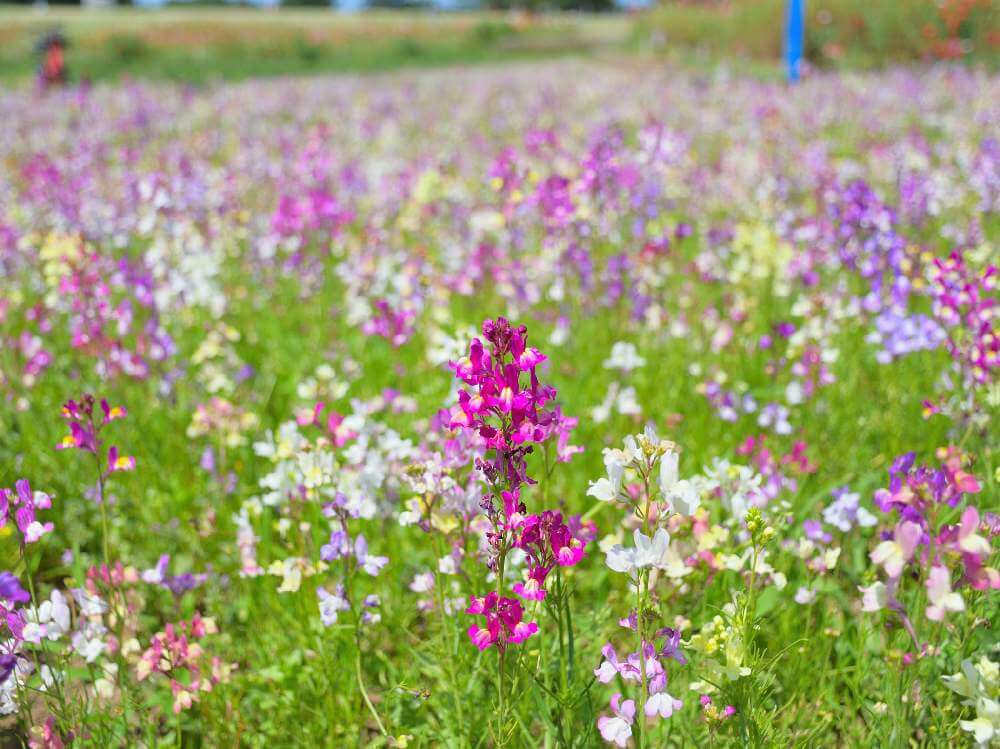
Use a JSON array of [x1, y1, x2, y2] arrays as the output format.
[[1, 61, 998, 747]]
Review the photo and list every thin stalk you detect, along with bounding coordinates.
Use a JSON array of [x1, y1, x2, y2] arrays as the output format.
[[91, 434, 132, 741], [635, 573, 648, 749], [432, 534, 465, 734], [354, 635, 388, 738], [497, 648, 507, 746]]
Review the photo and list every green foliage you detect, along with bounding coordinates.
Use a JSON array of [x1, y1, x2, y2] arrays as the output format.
[[636, 0, 998, 69]]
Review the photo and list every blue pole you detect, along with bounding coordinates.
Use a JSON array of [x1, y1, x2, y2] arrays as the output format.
[[786, 0, 805, 83]]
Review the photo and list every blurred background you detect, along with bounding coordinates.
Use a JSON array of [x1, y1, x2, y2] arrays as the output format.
[[0, 0, 997, 85]]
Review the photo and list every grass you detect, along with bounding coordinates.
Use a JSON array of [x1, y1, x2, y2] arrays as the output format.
[[635, 0, 999, 69], [1, 1, 997, 87], [0, 7, 631, 84]]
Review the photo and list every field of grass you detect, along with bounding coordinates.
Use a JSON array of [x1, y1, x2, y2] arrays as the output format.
[[636, 0, 998, 69], [0, 39, 998, 749], [0, 7, 631, 83], [1, 0, 997, 87]]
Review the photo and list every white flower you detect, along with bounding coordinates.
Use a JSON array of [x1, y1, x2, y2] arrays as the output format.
[[659, 450, 679, 490], [94, 663, 118, 700], [591, 384, 642, 423], [944, 655, 1000, 748], [785, 381, 804, 405], [409, 572, 435, 593], [298, 450, 334, 489], [587, 452, 626, 502], [926, 565, 965, 621], [605, 529, 672, 575], [438, 555, 457, 576], [658, 545, 692, 579], [269, 559, 303, 593], [960, 715, 997, 746], [71, 624, 107, 663], [71, 588, 108, 617], [794, 587, 816, 605], [858, 582, 888, 612], [587, 477, 617, 502], [604, 341, 646, 373], [658, 450, 701, 515], [645, 691, 682, 718], [616, 387, 642, 416]]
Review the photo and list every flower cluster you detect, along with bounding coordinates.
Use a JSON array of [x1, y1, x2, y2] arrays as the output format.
[[588, 426, 700, 519], [465, 593, 538, 651], [929, 251, 998, 386], [0, 479, 54, 546], [449, 318, 587, 649], [450, 316, 554, 488], [136, 613, 235, 714], [592, 428, 698, 744], [57, 395, 136, 477], [511, 510, 594, 601], [863, 453, 997, 640], [595, 626, 686, 745], [942, 652, 999, 746]]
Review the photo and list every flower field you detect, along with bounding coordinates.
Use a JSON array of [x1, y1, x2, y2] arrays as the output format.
[[1, 62, 998, 747]]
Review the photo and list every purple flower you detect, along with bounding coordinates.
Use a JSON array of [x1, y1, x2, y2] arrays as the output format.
[[0, 653, 17, 685], [822, 488, 877, 532], [317, 585, 350, 626], [655, 627, 687, 665], [354, 535, 388, 577], [0, 572, 30, 605], [803, 519, 832, 544], [320, 530, 351, 561]]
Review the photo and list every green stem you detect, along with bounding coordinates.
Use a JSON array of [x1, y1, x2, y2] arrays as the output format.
[[498, 648, 507, 746], [354, 637, 387, 737], [92, 443, 131, 740], [432, 534, 465, 734], [635, 571, 648, 749]]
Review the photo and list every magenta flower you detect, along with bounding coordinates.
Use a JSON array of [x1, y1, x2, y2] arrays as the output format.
[[449, 317, 557, 489], [465, 593, 538, 651], [450, 318, 587, 654], [107, 445, 136, 474], [550, 524, 586, 567], [57, 394, 136, 484], [512, 565, 550, 602]]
